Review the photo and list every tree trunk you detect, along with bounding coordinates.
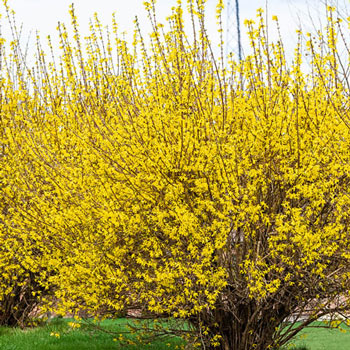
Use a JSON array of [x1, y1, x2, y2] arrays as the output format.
[[192, 301, 288, 350]]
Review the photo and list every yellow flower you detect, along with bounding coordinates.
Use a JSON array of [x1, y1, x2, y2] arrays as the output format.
[[50, 332, 60, 338], [68, 322, 81, 329]]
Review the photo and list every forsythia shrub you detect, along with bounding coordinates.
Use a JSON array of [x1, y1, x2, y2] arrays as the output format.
[[2, 0, 350, 349]]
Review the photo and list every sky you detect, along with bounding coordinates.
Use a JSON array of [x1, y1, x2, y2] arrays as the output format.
[[0, 0, 349, 63]]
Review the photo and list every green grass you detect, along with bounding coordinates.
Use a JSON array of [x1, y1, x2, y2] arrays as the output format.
[[0, 318, 184, 350], [284, 322, 350, 350], [1, 319, 350, 350]]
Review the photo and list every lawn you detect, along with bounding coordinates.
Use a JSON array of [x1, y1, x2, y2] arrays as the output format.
[[0, 318, 185, 350], [286, 321, 350, 350], [0, 318, 350, 350]]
